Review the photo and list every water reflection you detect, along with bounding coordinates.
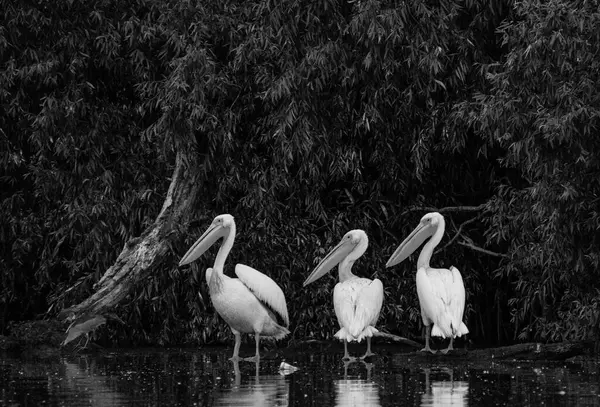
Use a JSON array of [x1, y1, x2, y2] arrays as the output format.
[[212, 359, 289, 406], [421, 367, 469, 407], [62, 359, 126, 405], [1, 347, 599, 406], [335, 360, 381, 407]]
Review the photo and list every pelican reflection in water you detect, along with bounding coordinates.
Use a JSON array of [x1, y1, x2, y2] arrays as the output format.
[[420, 367, 469, 407], [212, 359, 289, 407], [335, 360, 381, 407]]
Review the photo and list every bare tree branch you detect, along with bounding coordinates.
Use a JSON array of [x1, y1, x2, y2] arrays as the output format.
[[441, 214, 483, 250], [458, 241, 509, 258], [401, 204, 486, 217]]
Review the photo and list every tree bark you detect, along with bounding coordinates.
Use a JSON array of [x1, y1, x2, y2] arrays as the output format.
[[59, 151, 201, 340]]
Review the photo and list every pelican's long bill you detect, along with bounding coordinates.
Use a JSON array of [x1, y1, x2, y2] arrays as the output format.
[[385, 221, 434, 268], [178, 223, 228, 266], [303, 239, 357, 287]]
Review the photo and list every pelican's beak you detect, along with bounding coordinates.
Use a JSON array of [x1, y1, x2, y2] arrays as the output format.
[[303, 239, 357, 286], [385, 221, 433, 268], [178, 223, 228, 266]]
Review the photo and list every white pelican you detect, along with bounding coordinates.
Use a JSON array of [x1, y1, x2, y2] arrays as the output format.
[[178, 214, 290, 361], [385, 212, 468, 354], [303, 230, 384, 360]]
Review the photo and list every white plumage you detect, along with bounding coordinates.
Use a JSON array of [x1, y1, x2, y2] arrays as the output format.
[[333, 278, 383, 342], [386, 212, 468, 353], [304, 230, 384, 360], [179, 214, 289, 361], [236, 264, 290, 327]]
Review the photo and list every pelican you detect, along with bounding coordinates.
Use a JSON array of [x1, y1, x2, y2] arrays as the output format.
[[303, 230, 384, 360], [178, 214, 290, 361], [385, 212, 468, 354]]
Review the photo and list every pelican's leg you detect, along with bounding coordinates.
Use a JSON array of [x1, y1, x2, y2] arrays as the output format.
[[244, 333, 260, 362], [441, 336, 454, 354], [343, 359, 351, 378], [342, 341, 357, 361], [231, 358, 241, 387], [229, 330, 242, 361], [421, 325, 436, 354], [360, 337, 376, 359], [363, 361, 374, 380]]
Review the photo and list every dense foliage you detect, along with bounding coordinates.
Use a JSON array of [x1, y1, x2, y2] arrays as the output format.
[[1, 0, 598, 346]]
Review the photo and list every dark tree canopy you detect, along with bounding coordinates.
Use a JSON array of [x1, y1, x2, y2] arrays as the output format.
[[1, 0, 599, 347]]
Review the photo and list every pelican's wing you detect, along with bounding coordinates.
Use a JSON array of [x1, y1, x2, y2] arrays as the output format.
[[352, 278, 384, 333], [448, 266, 468, 336], [350, 279, 384, 341], [333, 282, 356, 333], [417, 268, 453, 338], [235, 263, 289, 326]]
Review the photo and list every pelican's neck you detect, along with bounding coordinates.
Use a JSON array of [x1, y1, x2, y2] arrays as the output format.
[[338, 237, 368, 282], [338, 261, 357, 282], [213, 223, 236, 274], [417, 218, 445, 269]]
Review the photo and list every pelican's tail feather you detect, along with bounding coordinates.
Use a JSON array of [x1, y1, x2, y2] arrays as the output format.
[[354, 326, 378, 342], [270, 324, 290, 340], [454, 321, 469, 337], [431, 319, 453, 339], [334, 327, 356, 342]]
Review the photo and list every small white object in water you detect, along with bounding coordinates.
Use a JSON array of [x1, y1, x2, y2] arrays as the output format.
[[279, 362, 299, 375]]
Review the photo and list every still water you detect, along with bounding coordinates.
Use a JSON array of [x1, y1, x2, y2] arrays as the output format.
[[1, 345, 599, 406]]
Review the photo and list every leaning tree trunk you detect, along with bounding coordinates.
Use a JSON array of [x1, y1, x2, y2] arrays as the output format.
[[59, 151, 201, 344]]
